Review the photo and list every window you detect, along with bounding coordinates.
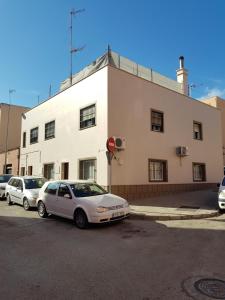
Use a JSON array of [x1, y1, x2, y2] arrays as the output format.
[[193, 163, 206, 182], [149, 159, 168, 182], [21, 167, 25, 176], [151, 110, 164, 132], [4, 164, 12, 175], [45, 182, 59, 195], [24, 178, 46, 189], [79, 159, 96, 181], [58, 184, 72, 198], [193, 122, 202, 140], [61, 162, 69, 180], [28, 166, 33, 176], [44, 163, 54, 180], [80, 104, 96, 129], [23, 132, 26, 148], [30, 127, 38, 144], [45, 121, 55, 140]]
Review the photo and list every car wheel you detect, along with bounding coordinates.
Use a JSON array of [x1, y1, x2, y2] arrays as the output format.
[[74, 209, 88, 229], [23, 198, 30, 211], [6, 194, 13, 206], [37, 201, 48, 218]]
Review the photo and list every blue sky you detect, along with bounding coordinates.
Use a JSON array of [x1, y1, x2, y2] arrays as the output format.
[[0, 0, 225, 108]]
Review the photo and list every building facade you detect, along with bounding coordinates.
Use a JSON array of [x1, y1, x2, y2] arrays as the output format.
[[0, 103, 29, 174], [20, 51, 223, 199]]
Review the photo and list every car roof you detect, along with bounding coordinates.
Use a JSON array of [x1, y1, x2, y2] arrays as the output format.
[[45, 180, 95, 185], [10, 176, 45, 180]]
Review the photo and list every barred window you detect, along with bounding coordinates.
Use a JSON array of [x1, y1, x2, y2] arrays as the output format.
[[80, 104, 96, 129], [149, 159, 167, 182], [193, 163, 206, 182], [151, 110, 164, 132], [45, 121, 55, 140], [30, 127, 38, 144]]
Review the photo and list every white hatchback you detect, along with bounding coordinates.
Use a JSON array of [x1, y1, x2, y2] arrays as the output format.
[[37, 180, 130, 229], [218, 176, 225, 212]]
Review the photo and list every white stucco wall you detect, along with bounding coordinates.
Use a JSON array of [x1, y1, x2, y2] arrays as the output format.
[[20, 67, 108, 186], [108, 66, 223, 185]]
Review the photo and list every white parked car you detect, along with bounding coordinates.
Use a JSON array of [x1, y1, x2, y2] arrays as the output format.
[[37, 180, 130, 229], [0, 174, 13, 199], [218, 176, 225, 212], [5, 176, 46, 210]]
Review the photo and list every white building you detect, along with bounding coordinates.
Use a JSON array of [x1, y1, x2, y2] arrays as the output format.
[[20, 50, 223, 199]]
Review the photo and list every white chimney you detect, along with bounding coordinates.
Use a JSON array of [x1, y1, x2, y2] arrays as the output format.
[[176, 56, 189, 96]]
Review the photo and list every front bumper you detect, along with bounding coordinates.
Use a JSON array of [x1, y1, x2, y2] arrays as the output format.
[[89, 207, 130, 223], [28, 198, 38, 207]]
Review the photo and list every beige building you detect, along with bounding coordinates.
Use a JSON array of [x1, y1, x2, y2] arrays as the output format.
[[0, 103, 29, 174], [201, 96, 225, 165], [20, 51, 223, 199]]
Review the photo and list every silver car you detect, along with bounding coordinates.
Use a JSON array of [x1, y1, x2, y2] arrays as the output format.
[[0, 174, 13, 199], [5, 176, 46, 210]]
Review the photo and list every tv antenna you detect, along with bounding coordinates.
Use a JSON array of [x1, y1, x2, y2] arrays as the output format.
[[188, 83, 204, 97], [70, 8, 85, 86]]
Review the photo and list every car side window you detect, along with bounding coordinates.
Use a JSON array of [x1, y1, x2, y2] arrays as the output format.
[[12, 179, 19, 187], [222, 177, 225, 186], [45, 182, 59, 195], [58, 184, 72, 199], [8, 178, 14, 186], [17, 180, 23, 190]]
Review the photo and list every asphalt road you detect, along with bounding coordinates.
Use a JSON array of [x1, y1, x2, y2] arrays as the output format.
[[0, 201, 225, 300]]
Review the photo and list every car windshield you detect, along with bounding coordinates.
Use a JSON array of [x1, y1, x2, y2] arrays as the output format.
[[70, 183, 108, 198], [24, 178, 46, 189], [0, 175, 12, 183]]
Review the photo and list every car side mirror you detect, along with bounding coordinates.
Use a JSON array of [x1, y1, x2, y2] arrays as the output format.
[[64, 194, 72, 199], [217, 183, 220, 188]]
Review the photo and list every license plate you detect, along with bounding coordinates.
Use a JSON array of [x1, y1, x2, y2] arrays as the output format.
[[112, 211, 124, 218]]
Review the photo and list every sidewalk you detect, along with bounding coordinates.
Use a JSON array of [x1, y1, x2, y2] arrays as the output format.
[[129, 189, 220, 220]]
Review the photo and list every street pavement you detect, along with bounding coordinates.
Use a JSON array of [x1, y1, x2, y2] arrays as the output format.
[[129, 189, 220, 220], [0, 195, 225, 300]]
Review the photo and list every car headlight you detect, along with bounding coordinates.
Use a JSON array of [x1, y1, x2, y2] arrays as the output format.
[[96, 206, 110, 213], [219, 191, 225, 198]]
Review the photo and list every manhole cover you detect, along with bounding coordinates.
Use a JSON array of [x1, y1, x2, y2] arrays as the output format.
[[194, 278, 225, 299]]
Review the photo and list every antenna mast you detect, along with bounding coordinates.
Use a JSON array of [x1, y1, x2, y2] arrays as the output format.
[[70, 8, 85, 86]]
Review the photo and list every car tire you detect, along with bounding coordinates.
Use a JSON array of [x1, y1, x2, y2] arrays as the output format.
[[37, 201, 48, 218], [74, 209, 88, 229], [23, 198, 30, 211], [6, 194, 13, 206]]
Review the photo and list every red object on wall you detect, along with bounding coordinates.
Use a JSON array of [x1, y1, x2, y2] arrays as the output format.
[[106, 137, 115, 153]]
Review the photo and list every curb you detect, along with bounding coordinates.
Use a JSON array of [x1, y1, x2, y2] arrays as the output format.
[[130, 210, 220, 221]]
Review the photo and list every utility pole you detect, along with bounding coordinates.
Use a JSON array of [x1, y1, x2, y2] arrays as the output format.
[[4, 89, 15, 174], [69, 8, 85, 86]]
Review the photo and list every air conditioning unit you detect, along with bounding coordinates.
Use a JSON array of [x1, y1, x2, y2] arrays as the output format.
[[113, 137, 126, 150], [176, 146, 189, 157]]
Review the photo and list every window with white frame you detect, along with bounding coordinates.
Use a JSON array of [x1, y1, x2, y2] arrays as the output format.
[[30, 127, 38, 144], [79, 159, 96, 181], [193, 163, 206, 182], [45, 120, 55, 140], [149, 159, 167, 182], [80, 104, 96, 129]]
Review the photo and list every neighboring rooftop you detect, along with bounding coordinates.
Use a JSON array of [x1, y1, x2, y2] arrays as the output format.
[[60, 50, 183, 94]]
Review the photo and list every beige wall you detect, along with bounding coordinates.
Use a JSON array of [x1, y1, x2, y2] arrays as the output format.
[[108, 66, 223, 185], [0, 104, 29, 153], [201, 97, 225, 165], [0, 148, 19, 175]]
